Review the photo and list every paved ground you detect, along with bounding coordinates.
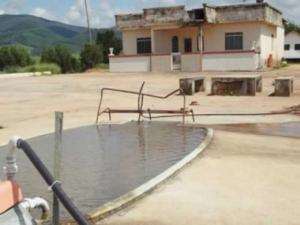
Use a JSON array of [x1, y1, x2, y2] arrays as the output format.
[[98, 131, 300, 225], [0, 65, 300, 224]]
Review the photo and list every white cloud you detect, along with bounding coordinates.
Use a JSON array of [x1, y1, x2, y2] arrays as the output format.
[[0, 9, 5, 15], [23, 0, 300, 28], [2, 0, 26, 14], [65, 0, 87, 26], [31, 7, 56, 20]]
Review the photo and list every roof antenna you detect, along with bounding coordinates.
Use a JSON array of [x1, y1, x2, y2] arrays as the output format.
[[84, 0, 92, 44]]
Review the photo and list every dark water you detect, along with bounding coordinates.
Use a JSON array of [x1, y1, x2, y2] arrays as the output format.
[[0, 122, 206, 217], [206, 122, 300, 138]]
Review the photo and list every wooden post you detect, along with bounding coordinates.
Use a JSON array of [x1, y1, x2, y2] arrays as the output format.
[[53, 112, 63, 225]]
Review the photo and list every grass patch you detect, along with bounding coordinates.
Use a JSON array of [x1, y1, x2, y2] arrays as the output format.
[[274, 61, 289, 70], [95, 63, 109, 69], [2, 63, 61, 75]]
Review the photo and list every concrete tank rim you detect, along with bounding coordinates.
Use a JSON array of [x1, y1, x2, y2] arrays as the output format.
[[84, 126, 214, 224]]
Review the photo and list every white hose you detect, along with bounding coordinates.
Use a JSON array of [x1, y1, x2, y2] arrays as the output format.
[[20, 197, 50, 222]]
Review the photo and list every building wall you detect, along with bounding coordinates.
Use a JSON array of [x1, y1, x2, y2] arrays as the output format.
[[202, 52, 259, 71], [122, 29, 151, 55], [181, 54, 202, 72], [151, 55, 172, 72], [153, 27, 199, 54], [109, 54, 202, 72], [203, 22, 283, 69], [284, 31, 300, 59], [109, 56, 150, 72], [203, 22, 261, 52]]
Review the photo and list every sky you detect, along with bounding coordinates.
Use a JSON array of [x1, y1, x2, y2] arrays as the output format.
[[0, 0, 299, 28]]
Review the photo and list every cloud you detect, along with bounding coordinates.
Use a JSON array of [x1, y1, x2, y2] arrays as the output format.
[[65, 0, 88, 26], [268, 0, 300, 22], [2, 0, 26, 14], [31, 7, 56, 20], [2, 0, 299, 28]]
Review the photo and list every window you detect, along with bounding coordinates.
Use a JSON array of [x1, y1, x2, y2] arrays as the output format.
[[172, 36, 179, 53], [271, 34, 274, 51], [184, 38, 192, 53], [295, 44, 300, 51], [225, 32, 243, 50], [137, 38, 151, 54], [284, 44, 290, 51]]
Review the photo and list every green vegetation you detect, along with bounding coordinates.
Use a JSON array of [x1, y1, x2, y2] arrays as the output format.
[[3, 63, 61, 74], [96, 30, 122, 64], [284, 21, 300, 34], [0, 14, 121, 54], [0, 45, 33, 70], [80, 43, 103, 70], [0, 14, 122, 74], [41, 45, 81, 73], [94, 63, 109, 70]]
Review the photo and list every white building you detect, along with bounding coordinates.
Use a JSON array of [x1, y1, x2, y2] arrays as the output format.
[[284, 31, 300, 60], [110, 2, 284, 72]]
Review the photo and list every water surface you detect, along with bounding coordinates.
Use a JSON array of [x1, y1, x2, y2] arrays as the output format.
[[0, 122, 206, 217]]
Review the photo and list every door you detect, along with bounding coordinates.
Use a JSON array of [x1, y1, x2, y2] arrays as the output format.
[[171, 36, 181, 70]]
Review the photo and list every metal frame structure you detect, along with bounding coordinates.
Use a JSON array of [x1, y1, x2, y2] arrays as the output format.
[[96, 82, 194, 124]]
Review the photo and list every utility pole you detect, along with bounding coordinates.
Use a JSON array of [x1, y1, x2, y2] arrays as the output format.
[[84, 0, 92, 43]]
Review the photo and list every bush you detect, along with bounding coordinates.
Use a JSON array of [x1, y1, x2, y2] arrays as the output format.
[[96, 30, 122, 64], [80, 43, 103, 70], [0, 45, 33, 70], [41, 45, 81, 73]]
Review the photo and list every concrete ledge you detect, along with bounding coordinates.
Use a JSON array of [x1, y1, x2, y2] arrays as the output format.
[[87, 127, 214, 223]]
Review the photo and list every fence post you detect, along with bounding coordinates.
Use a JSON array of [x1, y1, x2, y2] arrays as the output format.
[[53, 112, 63, 225]]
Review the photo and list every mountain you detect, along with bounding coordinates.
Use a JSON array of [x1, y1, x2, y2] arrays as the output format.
[[0, 14, 110, 54]]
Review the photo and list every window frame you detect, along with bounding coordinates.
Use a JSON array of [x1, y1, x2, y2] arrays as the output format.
[[137, 37, 152, 54], [295, 44, 300, 51], [225, 32, 243, 51]]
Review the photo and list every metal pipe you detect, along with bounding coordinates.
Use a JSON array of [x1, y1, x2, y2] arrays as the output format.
[[96, 84, 184, 124], [14, 138, 91, 225]]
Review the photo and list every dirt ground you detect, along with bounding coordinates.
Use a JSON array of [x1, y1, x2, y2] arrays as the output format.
[[0, 64, 300, 224]]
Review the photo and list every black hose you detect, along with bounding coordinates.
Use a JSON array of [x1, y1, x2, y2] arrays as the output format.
[[17, 139, 91, 225]]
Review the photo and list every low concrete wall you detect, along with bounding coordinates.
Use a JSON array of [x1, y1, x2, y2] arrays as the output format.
[[151, 55, 171, 72], [109, 56, 150, 72], [182, 54, 202, 72], [203, 52, 259, 71], [110, 54, 202, 73]]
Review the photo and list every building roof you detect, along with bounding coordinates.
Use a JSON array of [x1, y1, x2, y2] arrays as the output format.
[[116, 2, 283, 30]]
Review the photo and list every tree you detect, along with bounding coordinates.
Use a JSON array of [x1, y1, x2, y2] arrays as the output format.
[[284, 21, 300, 34], [0, 45, 33, 70], [80, 43, 103, 70], [41, 45, 81, 73], [96, 30, 122, 64]]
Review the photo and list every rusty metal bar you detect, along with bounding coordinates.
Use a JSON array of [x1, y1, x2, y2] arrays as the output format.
[[96, 82, 186, 124]]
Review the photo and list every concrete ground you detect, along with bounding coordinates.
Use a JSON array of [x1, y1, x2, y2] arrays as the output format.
[[0, 64, 300, 224]]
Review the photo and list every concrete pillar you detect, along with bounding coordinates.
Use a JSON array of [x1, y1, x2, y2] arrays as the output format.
[[151, 29, 156, 54]]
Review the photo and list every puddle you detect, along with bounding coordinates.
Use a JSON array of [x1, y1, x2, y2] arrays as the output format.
[[0, 122, 207, 217], [206, 122, 300, 138]]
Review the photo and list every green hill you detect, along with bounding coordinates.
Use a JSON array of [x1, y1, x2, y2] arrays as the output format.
[[0, 14, 110, 54]]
